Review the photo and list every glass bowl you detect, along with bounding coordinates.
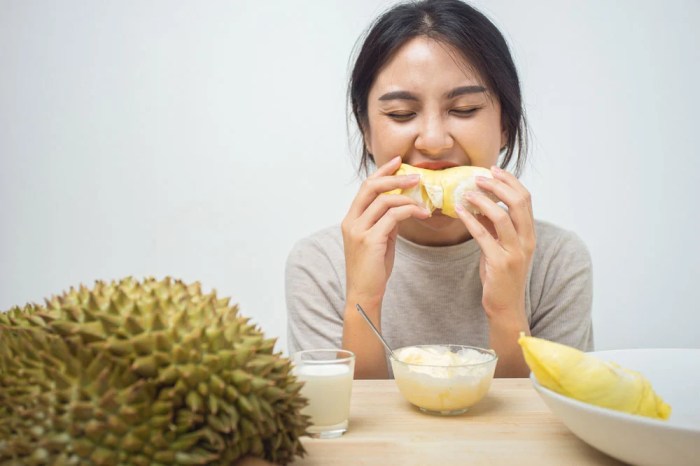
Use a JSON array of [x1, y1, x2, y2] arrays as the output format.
[[390, 344, 498, 415]]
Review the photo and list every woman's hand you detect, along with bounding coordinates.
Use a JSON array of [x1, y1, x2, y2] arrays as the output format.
[[455, 166, 536, 376], [341, 156, 430, 309], [341, 156, 430, 378]]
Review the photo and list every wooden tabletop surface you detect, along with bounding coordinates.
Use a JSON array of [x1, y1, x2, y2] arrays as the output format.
[[294, 379, 623, 465]]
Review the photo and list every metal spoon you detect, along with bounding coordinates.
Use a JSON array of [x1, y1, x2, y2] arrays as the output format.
[[355, 304, 397, 360]]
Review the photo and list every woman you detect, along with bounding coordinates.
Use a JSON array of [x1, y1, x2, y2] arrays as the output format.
[[286, 0, 593, 378]]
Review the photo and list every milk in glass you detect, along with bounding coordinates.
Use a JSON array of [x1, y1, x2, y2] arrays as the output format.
[[293, 349, 355, 438]]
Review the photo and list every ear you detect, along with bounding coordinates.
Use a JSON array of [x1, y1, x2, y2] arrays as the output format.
[[362, 124, 373, 155], [500, 128, 508, 151]]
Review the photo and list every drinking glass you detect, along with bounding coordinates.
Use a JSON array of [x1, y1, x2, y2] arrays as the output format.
[[293, 349, 355, 439]]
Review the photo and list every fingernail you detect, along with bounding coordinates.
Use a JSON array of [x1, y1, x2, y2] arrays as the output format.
[[475, 176, 488, 183], [491, 165, 503, 173], [455, 204, 464, 213]]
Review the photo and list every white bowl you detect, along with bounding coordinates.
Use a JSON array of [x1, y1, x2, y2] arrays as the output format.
[[390, 344, 497, 415], [531, 348, 700, 466]]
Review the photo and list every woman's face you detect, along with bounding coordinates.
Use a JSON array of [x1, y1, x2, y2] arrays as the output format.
[[364, 36, 506, 240]]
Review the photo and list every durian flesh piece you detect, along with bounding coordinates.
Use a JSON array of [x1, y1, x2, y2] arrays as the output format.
[[0, 277, 311, 465], [519, 334, 671, 420], [387, 163, 497, 217]]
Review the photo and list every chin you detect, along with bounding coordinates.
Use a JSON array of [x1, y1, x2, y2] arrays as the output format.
[[418, 211, 460, 230], [401, 211, 470, 245]]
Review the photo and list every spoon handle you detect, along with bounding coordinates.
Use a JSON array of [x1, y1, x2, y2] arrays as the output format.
[[355, 304, 396, 359]]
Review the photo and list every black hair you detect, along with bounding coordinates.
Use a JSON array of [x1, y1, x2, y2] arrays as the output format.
[[349, 0, 528, 176]]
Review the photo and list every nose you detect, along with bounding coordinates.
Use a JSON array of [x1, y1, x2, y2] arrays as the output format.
[[414, 114, 453, 156]]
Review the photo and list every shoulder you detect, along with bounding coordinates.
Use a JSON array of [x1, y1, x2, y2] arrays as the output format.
[[529, 220, 593, 298], [528, 220, 594, 350], [533, 220, 591, 264], [286, 225, 344, 269]]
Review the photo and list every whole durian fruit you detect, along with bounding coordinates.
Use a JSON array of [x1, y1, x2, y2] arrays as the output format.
[[0, 277, 310, 465]]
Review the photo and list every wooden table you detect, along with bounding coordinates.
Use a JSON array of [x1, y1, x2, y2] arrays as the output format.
[[295, 379, 623, 465]]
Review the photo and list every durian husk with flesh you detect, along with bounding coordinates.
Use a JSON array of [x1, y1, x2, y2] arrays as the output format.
[[386, 163, 497, 217], [519, 334, 671, 420], [0, 277, 311, 466]]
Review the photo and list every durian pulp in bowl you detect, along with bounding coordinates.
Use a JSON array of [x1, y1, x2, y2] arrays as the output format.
[[390, 345, 497, 415]]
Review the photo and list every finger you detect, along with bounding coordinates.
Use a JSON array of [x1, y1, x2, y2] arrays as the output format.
[[464, 192, 519, 250], [475, 176, 532, 228], [490, 166, 533, 215], [476, 212, 498, 238], [490, 165, 525, 192], [369, 155, 402, 179], [455, 203, 502, 257], [348, 156, 402, 219], [476, 172, 535, 242], [355, 193, 429, 231], [347, 171, 420, 220], [368, 204, 431, 240]]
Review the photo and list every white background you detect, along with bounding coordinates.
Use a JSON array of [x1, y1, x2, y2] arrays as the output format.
[[2, 0, 698, 353]]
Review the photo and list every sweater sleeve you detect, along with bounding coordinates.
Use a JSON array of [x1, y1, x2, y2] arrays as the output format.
[[285, 234, 346, 355], [529, 227, 594, 351]]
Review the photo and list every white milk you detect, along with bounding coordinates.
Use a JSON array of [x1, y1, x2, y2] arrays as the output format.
[[296, 364, 353, 429]]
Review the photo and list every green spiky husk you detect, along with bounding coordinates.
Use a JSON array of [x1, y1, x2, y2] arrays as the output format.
[[0, 277, 310, 465]]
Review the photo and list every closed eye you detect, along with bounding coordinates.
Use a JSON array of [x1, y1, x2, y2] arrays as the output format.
[[451, 107, 482, 117], [385, 111, 416, 122]]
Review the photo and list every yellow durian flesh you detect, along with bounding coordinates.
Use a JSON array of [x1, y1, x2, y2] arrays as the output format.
[[387, 164, 495, 217], [519, 334, 672, 420]]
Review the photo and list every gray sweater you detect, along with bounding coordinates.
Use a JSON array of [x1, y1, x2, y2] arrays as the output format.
[[286, 220, 593, 363]]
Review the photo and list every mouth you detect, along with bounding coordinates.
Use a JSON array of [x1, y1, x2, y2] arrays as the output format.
[[412, 161, 460, 170]]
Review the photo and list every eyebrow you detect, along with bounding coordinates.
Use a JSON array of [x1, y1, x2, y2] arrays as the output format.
[[378, 90, 419, 101], [378, 85, 486, 102], [446, 85, 486, 99]]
